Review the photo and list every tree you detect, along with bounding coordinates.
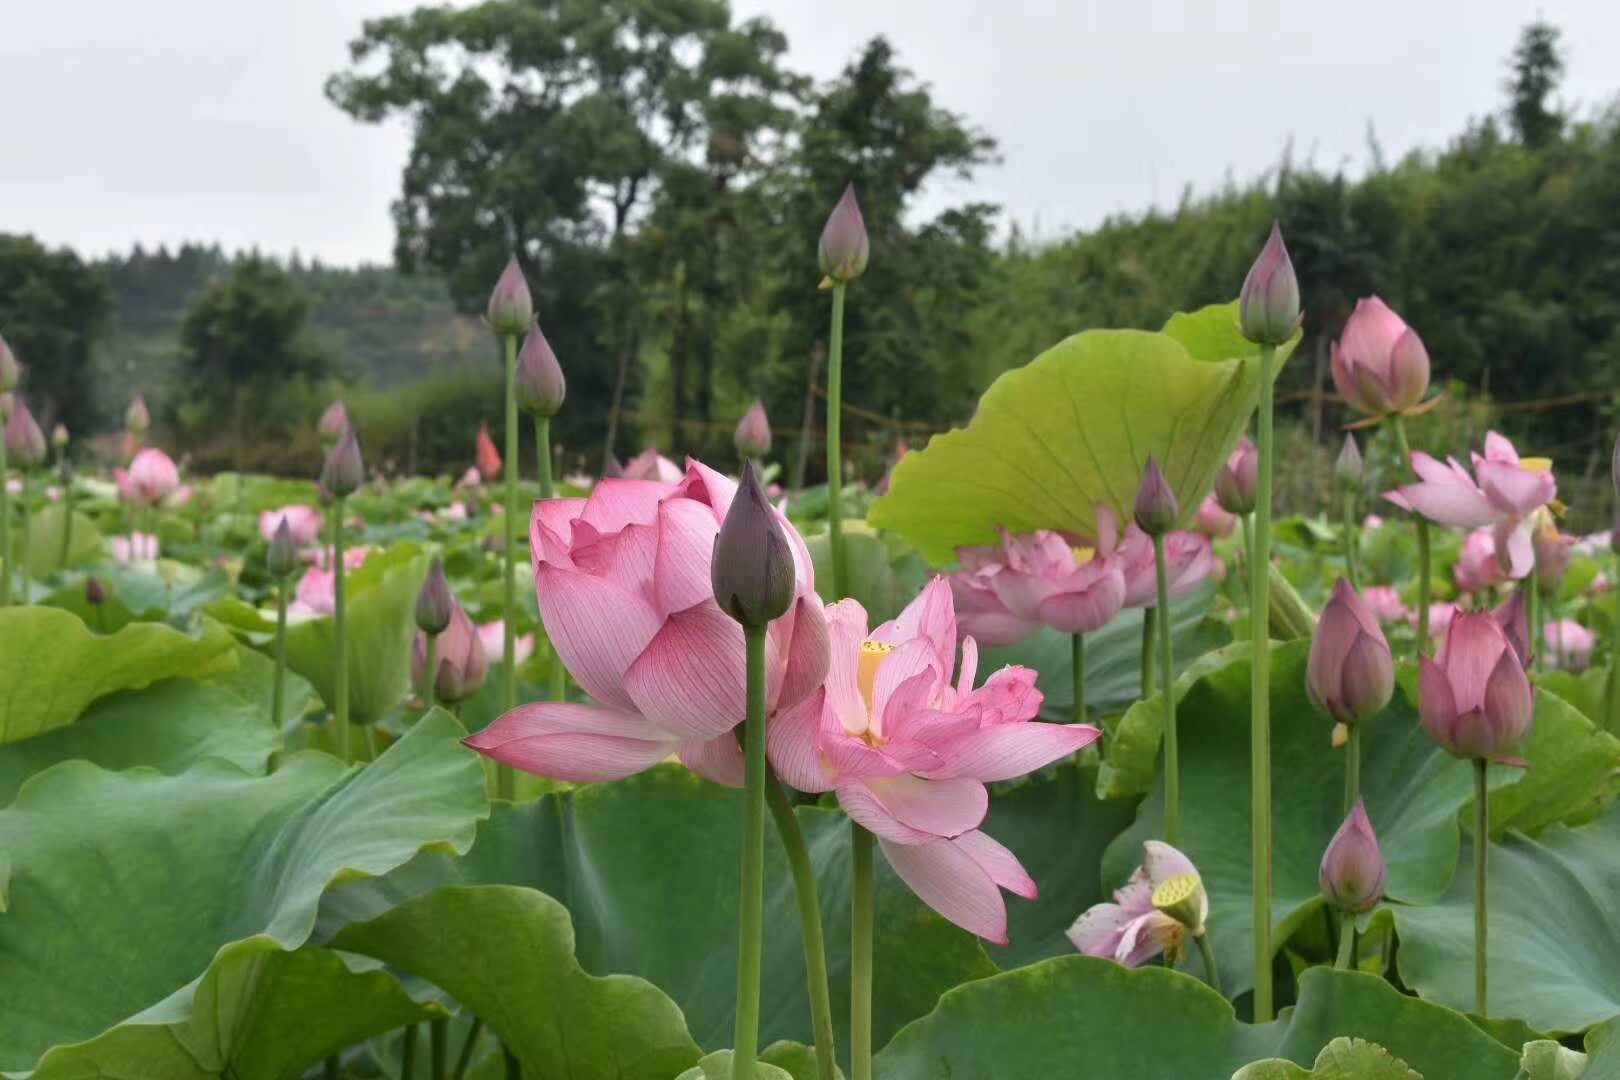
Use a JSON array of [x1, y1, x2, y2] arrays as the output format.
[[1506, 21, 1565, 147], [0, 235, 112, 434]]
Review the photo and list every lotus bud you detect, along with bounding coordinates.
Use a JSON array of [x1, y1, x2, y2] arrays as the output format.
[[486, 255, 533, 336], [1419, 612, 1535, 759], [416, 603, 487, 703], [50, 423, 68, 450], [415, 557, 453, 636], [125, 393, 150, 434], [319, 429, 364, 497], [1213, 437, 1258, 515], [266, 518, 299, 579], [1238, 221, 1301, 347], [1336, 434, 1363, 488], [818, 183, 869, 283], [0, 333, 19, 392], [516, 325, 565, 416], [84, 576, 107, 606], [1132, 457, 1178, 536], [735, 399, 772, 459], [1493, 590, 1531, 668], [1319, 799, 1387, 913], [5, 400, 47, 467], [1332, 298, 1430, 416], [711, 460, 795, 627], [475, 422, 502, 482], [318, 399, 350, 442], [1307, 579, 1395, 725]]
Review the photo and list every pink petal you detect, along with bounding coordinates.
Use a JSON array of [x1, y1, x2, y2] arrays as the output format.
[[836, 780, 939, 843], [678, 734, 745, 787], [1115, 910, 1182, 967], [860, 773, 988, 839], [871, 576, 957, 678], [463, 703, 677, 782], [1034, 565, 1127, 634], [1477, 460, 1555, 516], [533, 499, 587, 567], [535, 564, 663, 710], [676, 458, 739, 517], [1067, 901, 1132, 958], [872, 640, 944, 734], [766, 689, 834, 793], [955, 830, 1037, 899], [1142, 840, 1200, 886], [1389, 479, 1498, 529], [772, 595, 831, 714], [652, 498, 721, 615], [622, 604, 748, 739], [879, 835, 1011, 945], [926, 721, 1102, 782], [963, 665, 1045, 727], [955, 636, 980, 700], [824, 599, 873, 736], [1418, 654, 1459, 740], [1442, 612, 1509, 714], [578, 478, 673, 532]]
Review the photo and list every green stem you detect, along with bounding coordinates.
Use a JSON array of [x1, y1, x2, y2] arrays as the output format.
[[1345, 722, 1362, 815], [733, 624, 769, 1079], [825, 281, 847, 598], [1526, 575, 1541, 673], [451, 1019, 484, 1080], [424, 633, 438, 712], [332, 496, 352, 762], [1250, 342, 1276, 1021], [0, 432, 9, 605], [59, 469, 73, 572], [430, 1017, 447, 1079], [1071, 632, 1086, 724], [1335, 910, 1356, 971], [1390, 417, 1431, 655], [1474, 757, 1489, 1017], [850, 822, 875, 1080], [765, 773, 838, 1080], [323, 1055, 338, 1079], [272, 580, 289, 730], [1153, 532, 1179, 845], [535, 414, 566, 705], [499, 333, 518, 801], [1195, 931, 1222, 995], [401, 1023, 418, 1079], [1239, 513, 1253, 593], [1140, 606, 1157, 700], [504, 1046, 520, 1079], [1341, 488, 1359, 590], [18, 470, 29, 604]]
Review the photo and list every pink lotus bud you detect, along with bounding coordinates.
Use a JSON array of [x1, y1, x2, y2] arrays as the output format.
[[1132, 457, 1178, 536], [1493, 590, 1531, 668], [318, 400, 350, 442], [516, 325, 565, 416], [1319, 799, 1386, 913], [734, 399, 772, 458], [486, 255, 533, 336], [126, 449, 181, 507], [125, 393, 150, 434], [5, 400, 47, 467], [1336, 434, 1363, 487], [1419, 612, 1534, 759], [413, 601, 488, 702], [320, 429, 365, 497], [1331, 297, 1430, 417], [1307, 579, 1395, 725], [266, 518, 299, 578], [475, 422, 502, 482], [818, 184, 869, 282], [711, 460, 795, 627], [1214, 437, 1258, 515], [50, 423, 68, 450], [0, 333, 19, 393], [415, 556, 453, 636], [1238, 221, 1301, 346]]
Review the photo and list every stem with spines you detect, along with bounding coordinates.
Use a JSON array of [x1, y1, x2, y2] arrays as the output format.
[[1250, 342, 1276, 1021]]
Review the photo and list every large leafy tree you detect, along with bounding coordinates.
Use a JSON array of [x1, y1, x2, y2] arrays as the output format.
[[0, 235, 112, 433]]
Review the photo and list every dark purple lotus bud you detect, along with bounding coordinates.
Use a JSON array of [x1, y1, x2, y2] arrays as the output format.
[[818, 184, 870, 282], [319, 429, 364, 497], [734, 399, 772, 458], [1320, 799, 1387, 913], [266, 518, 299, 578], [711, 461, 795, 627], [486, 255, 533, 337], [1132, 457, 1178, 536], [516, 325, 565, 416], [5, 400, 47, 467], [1239, 221, 1301, 347], [415, 557, 453, 635]]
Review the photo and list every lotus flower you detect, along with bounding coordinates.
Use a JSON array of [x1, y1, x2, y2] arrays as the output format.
[[413, 600, 489, 702], [1307, 579, 1395, 726], [1238, 222, 1301, 347], [291, 546, 373, 617], [464, 459, 828, 786], [516, 325, 566, 417], [111, 532, 160, 563], [949, 518, 1127, 646], [4, 400, 46, 467], [1068, 841, 1207, 966], [1545, 619, 1595, 672], [477, 620, 535, 667], [1214, 438, 1259, 515], [1362, 586, 1408, 624], [735, 399, 772, 458], [1116, 526, 1213, 608], [1319, 800, 1386, 913], [1195, 495, 1239, 539], [1419, 611, 1534, 759], [818, 184, 869, 282], [1331, 297, 1431, 417], [259, 504, 323, 547], [486, 255, 534, 336], [769, 578, 1100, 943], [126, 392, 150, 434], [623, 448, 684, 483], [113, 448, 180, 508], [476, 422, 502, 482], [1454, 529, 1507, 593]]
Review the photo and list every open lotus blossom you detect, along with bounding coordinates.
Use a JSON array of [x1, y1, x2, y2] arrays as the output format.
[[950, 516, 1127, 647], [1307, 579, 1395, 726], [1068, 841, 1207, 966], [291, 546, 374, 617], [116, 448, 182, 508], [1545, 619, 1595, 671], [1419, 610, 1535, 759], [259, 504, 323, 547], [622, 448, 684, 483], [1116, 525, 1213, 608], [1454, 529, 1508, 593], [769, 577, 1101, 944], [1331, 296, 1431, 417], [1385, 433, 1555, 580], [477, 619, 535, 667], [1195, 494, 1239, 539], [111, 532, 160, 563], [1362, 586, 1408, 624], [465, 459, 828, 786]]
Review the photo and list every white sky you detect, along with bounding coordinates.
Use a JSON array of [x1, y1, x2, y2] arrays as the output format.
[[1, 0, 1615, 265]]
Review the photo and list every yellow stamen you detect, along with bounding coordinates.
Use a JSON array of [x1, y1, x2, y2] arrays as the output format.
[[1520, 456, 1553, 473], [858, 641, 896, 739], [1072, 545, 1096, 568]]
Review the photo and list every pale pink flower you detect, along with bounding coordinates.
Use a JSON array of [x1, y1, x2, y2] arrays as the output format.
[[1195, 494, 1239, 539], [1115, 525, 1213, 609], [1331, 296, 1431, 416], [291, 547, 373, 617], [1068, 841, 1207, 966], [769, 578, 1100, 944], [1454, 529, 1507, 593], [120, 448, 181, 508], [1363, 514, 1385, 531], [950, 516, 1126, 646], [111, 532, 160, 563], [1419, 611, 1535, 759], [1362, 586, 1408, 624], [1545, 619, 1595, 672], [1409, 602, 1458, 641], [622, 448, 684, 483], [259, 504, 323, 547], [477, 620, 535, 667]]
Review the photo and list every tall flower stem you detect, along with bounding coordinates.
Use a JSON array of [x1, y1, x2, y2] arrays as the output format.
[[1335, 910, 1356, 971], [535, 414, 566, 705], [825, 282, 848, 596], [1474, 757, 1489, 1016], [850, 822, 875, 1080], [17, 470, 29, 605], [0, 432, 9, 605], [1071, 632, 1086, 723], [1344, 722, 1362, 815], [733, 623, 769, 1079], [1250, 342, 1277, 1021], [1526, 576, 1541, 673], [1195, 932, 1222, 995], [1153, 533, 1179, 845], [58, 464, 74, 572], [765, 773, 837, 1080], [1239, 514, 1253, 592], [400, 1022, 418, 1079], [331, 495, 352, 762], [272, 580, 289, 730], [452, 1019, 485, 1079], [1341, 488, 1359, 590], [1140, 607, 1157, 700], [499, 332, 520, 801], [423, 634, 438, 712], [431, 1018, 448, 1078], [1390, 417, 1431, 655]]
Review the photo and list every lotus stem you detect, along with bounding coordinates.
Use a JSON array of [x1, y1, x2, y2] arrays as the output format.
[[431, 1017, 448, 1078], [1251, 341, 1276, 1021], [1140, 606, 1157, 700], [59, 468, 74, 572], [1607, 555, 1620, 735], [1341, 488, 1359, 590], [400, 1022, 418, 1079], [765, 772, 838, 1080], [424, 633, 438, 712], [850, 821, 875, 1080], [272, 580, 289, 730], [1072, 632, 1086, 724], [825, 281, 847, 597], [1526, 576, 1541, 673], [452, 1018, 484, 1079], [732, 623, 770, 1079], [1239, 513, 1253, 593], [1153, 533, 1179, 845], [331, 495, 352, 762], [1390, 416, 1431, 655], [504, 1045, 520, 1078], [535, 414, 566, 705], [18, 469, 30, 605], [1344, 721, 1362, 815], [499, 332, 518, 800], [1195, 931, 1222, 995], [1335, 910, 1356, 971], [1474, 757, 1489, 1016]]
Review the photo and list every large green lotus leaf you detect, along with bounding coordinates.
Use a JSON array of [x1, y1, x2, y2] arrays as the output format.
[[318, 765, 997, 1063], [99, 562, 232, 620], [808, 530, 903, 621], [979, 580, 1229, 723], [284, 543, 429, 724], [675, 1051, 795, 1080], [333, 885, 702, 1079], [874, 961, 1514, 1079], [1232, 1038, 1421, 1079], [869, 302, 1297, 563], [22, 504, 102, 576], [1392, 802, 1620, 1034], [0, 711, 485, 1074], [0, 607, 237, 743], [1487, 686, 1619, 834], [1533, 668, 1606, 729], [203, 643, 319, 733], [27, 940, 441, 1080]]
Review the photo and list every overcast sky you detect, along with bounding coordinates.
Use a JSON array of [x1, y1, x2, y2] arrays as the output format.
[[2, 1, 1616, 265]]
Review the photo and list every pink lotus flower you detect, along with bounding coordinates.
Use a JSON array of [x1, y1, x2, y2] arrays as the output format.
[[476, 422, 502, 482], [1454, 529, 1507, 593], [111, 532, 160, 563], [291, 546, 373, 617], [950, 519, 1127, 646], [1362, 586, 1408, 624], [1068, 841, 1207, 966], [1306, 579, 1395, 726], [413, 600, 490, 702], [259, 504, 323, 547], [464, 459, 828, 787], [1545, 619, 1595, 672], [1116, 526, 1213, 608], [1195, 494, 1239, 539], [1331, 296, 1431, 416], [769, 578, 1100, 944], [622, 448, 684, 483], [1419, 611, 1535, 759], [115, 448, 181, 508], [477, 619, 536, 667], [1363, 514, 1385, 531]]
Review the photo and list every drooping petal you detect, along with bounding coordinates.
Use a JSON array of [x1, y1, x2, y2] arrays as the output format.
[[879, 835, 1011, 945], [463, 703, 677, 782], [963, 665, 1045, 727], [836, 780, 940, 844], [859, 773, 988, 838], [678, 734, 746, 787], [1386, 475, 1497, 529], [1114, 910, 1183, 968], [1067, 901, 1133, 958], [924, 721, 1102, 782], [535, 563, 663, 710], [623, 604, 747, 739], [955, 830, 1038, 899]]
